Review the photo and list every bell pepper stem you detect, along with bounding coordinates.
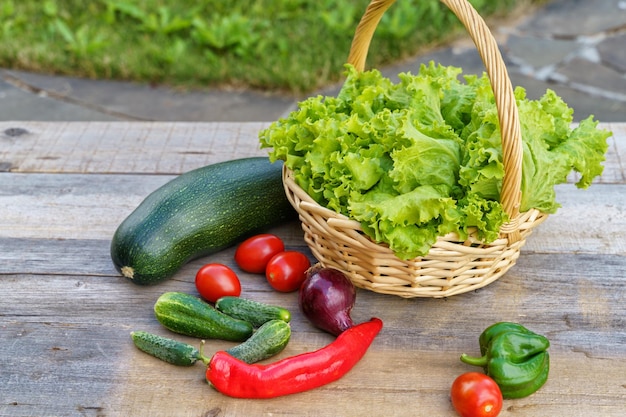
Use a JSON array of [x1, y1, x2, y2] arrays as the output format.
[[460, 353, 489, 367]]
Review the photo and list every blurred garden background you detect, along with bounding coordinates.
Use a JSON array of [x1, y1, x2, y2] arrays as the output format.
[[0, 0, 543, 94]]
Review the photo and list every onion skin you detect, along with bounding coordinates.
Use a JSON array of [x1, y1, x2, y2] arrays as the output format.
[[298, 266, 356, 336]]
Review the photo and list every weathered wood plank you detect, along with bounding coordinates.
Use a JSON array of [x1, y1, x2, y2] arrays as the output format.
[[0, 227, 305, 279], [1, 173, 623, 255], [0, 172, 167, 241], [0, 172, 301, 241], [595, 123, 625, 183], [0, 121, 623, 181], [0, 237, 119, 276], [0, 122, 270, 174], [525, 183, 626, 255]]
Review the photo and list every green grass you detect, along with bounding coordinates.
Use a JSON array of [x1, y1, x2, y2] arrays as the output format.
[[0, 0, 532, 94]]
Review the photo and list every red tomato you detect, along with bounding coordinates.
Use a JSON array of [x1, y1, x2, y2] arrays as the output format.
[[195, 263, 241, 303], [450, 372, 503, 417], [234, 234, 285, 274], [265, 251, 311, 292]]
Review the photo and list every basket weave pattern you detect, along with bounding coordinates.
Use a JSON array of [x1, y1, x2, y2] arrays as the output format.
[[284, 167, 547, 298], [282, 0, 549, 298]]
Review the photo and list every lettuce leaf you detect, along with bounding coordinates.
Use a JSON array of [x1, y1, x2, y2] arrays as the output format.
[[259, 62, 612, 259]]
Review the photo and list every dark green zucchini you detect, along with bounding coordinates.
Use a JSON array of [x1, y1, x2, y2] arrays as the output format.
[[226, 319, 291, 364], [215, 296, 291, 328], [130, 330, 201, 366], [110, 157, 296, 285], [154, 292, 253, 342]]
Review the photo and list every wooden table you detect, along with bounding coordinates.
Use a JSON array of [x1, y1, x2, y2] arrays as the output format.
[[1, 121, 624, 417]]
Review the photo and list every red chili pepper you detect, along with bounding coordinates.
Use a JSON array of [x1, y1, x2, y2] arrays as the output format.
[[206, 317, 383, 398]]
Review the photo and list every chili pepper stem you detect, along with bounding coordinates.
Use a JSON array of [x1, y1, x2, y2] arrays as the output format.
[[460, 353, 489, 367], [198, 340, 213, 366]]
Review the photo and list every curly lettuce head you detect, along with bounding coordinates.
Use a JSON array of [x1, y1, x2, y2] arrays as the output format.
[[260, 63, 611, 259]]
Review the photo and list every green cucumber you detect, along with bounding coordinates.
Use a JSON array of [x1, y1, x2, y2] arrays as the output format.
[[110, 157, 296, 285], [215, 296, 291, 328], [154, 292, 253, 342], [131, 330, 200, 366], [226, 319, 291, 364]]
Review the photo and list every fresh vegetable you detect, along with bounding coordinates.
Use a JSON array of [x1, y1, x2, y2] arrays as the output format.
[[299, 265, 356, 336], [460, 322, 550, 399], [450, 372, 503, 417], [133, 320, 290, 369], [215, 296, 291, 328], [206, 317, 382, 399], [110, 157, 296, 285], [265, 251, 311, 292], [260, 63, 612, 259], [223, 319, 291, 364], [235, 234, 285, 274], [130, 330, 201, 366], [154, 292, 253, 342], [195, 263, 241, 303]]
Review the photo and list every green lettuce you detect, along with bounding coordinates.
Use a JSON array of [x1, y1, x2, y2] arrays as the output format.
[[260, 63, 612, 259]]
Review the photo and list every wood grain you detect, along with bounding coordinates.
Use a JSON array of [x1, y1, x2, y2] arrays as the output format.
[[0, 121, 270, 174], [1, 173, 624, 254], [1, 121, 623, 178], [1, 121, 624, 417]]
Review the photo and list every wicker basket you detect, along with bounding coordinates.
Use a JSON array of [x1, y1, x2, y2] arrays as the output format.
[[282, 0, 549, 298]]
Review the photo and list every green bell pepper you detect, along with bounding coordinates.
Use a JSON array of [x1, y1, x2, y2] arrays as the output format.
[[460, 322, 550, 399]]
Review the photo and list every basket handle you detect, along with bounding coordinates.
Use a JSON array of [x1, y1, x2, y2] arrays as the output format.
[[347, 0, 523, 243]]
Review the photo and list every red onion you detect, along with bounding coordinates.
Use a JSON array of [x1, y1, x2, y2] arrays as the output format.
[[298, 265, 356, 336]]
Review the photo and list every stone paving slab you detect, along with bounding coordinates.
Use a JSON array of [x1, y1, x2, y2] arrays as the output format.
[[555, 57, 626, 99], [508, 72, 626, 122], [504, 35, 579, 71], [520, 0, 626, 37], [598, 34, 626, 73], [2, 70, 295, 122], [0, 78, 121, 122]]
